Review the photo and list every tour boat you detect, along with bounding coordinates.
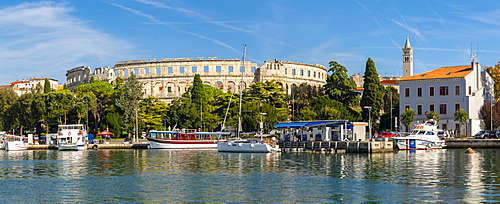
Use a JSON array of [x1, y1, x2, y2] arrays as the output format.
[[4, 135, 28, 151], [392, 120, 446, 150], [147, 130, 229, 149], [57, 124, 88, 151], [217, 138, 280, 153]]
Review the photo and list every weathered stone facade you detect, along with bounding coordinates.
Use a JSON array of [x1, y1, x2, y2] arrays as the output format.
[[66, 57, 327, 103]]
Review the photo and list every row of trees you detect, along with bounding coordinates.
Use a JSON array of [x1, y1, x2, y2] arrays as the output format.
[[13, 58, 496, 137]]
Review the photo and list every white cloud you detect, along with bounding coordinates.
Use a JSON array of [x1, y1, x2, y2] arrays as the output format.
[[0, 1, 134, 84]]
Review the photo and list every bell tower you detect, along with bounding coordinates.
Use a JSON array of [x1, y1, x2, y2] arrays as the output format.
[[402, 36, 413, 78]]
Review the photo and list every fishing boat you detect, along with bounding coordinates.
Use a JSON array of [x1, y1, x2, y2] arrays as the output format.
[[217, 45, 280, 153], [392, 120, 446, 150], [57, 124, 87, 151], [147, 129, 229, 149], [4, 135, 28, 151]]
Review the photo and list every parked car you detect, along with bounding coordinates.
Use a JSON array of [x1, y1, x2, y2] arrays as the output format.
[[475, 131, 489, 139], [38, 136, 46, 144], [378, 132, 396, 138], [489, 131, 500, 139]]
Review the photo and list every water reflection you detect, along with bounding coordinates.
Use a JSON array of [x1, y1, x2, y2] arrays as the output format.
[[0, 149, 500, 202]]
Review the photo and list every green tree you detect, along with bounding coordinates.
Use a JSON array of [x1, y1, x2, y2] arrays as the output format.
[[43, 78, 53, 93], [401, 108, 415, 132], [379, 86, 399, 131], [479, 102, 500, 130], [324, 61, 359, 106], [360, 58, 384, 132], [426, 111, 440, 123], [74, 80, 114, 134], [116, 74, 143, 136], [0, 88, 18, 130], [291, 83, 321, 121], [140, 97, 169, 131], [454, 109, 470, 137], [485, 62, 500, 100]]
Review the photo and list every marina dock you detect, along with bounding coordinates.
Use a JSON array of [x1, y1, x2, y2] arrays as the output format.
[[278, 140, 394, 153]]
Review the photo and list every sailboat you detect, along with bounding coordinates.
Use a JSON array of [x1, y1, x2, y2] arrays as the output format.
[[217, 45, 279, 153]]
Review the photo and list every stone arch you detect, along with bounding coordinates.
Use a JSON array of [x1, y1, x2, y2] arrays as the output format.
[[215, 81, 223, 90], [152, 82, 163, 97], [227, 81, 236, 93]]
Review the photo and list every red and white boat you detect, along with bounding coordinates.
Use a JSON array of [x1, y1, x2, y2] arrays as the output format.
[[146, 129, 229, 149]]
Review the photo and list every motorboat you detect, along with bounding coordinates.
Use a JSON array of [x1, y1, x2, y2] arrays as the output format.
[[4, 135, 28, 151], [392, 120, 446, 150], [57, 124, 87, 151], [217, 137, 280, 153], [147, 130, 229, 149]]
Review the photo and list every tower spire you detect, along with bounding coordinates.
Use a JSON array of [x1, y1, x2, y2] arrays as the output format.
[[402, 36, 413, 78], [404, 35, 411, 49]]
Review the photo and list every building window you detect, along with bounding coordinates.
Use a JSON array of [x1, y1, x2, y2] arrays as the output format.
[[300, 70, 304, 76], [145, 68, 150, 75], [285, 68, 287, 74], [114, 70, 118, 77], [405, 88, 410, 97], [292, 69, 296, 75], [417, 105, 422, 115], [455, 85, 460, 95], [134, 69, 139, 75], [159, 87, 163, 91], [251, 66, 255, 73], [123, 70, 128, 76], [468, 86, 472, 95], [180, 67, 185, 73], [204, 66, 209, 72], [440, 104, 447, 114], [430, 104, 435, 112], [314, 72, 316, 77], [228, 66, 233, 72], [417, 87, 422, 97], [216, 66, 221, 72], [405, 105, 410, 110], [156, 67, 161, 74], [308, 71, 311, 76], [455, 103, 460, 112], [240, 66, 244, 72], [167, 67, 173, 74], [429, 87, 434, 96], [192, 66, 197, 73], [167, 87, 172, 92], [440, 86, 449, 96]]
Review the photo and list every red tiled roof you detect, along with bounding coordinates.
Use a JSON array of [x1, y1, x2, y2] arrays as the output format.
[[399, 65, 472, 81], [380, 79, 398, 85]]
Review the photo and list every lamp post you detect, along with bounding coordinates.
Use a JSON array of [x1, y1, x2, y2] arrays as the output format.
[[259, 113, 267, 133], [363, 106, 372, 139]]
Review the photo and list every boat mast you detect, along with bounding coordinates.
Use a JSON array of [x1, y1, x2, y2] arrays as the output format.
[[237, 45, 246, 138]]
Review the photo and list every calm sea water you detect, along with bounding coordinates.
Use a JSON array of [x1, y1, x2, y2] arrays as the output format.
[[1, 148, 499, 203]]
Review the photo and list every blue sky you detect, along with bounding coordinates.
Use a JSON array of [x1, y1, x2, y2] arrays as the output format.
[[1, 0, 499, 85]]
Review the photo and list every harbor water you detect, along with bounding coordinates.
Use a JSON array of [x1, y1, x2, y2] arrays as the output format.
[[1, 148, 500, 203]]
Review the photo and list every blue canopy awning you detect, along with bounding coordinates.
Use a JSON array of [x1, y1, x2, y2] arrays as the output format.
[[273, 120, 352, 129], [273, 122, 310, 129]]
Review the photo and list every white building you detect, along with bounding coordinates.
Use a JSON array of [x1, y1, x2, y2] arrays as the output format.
[[398, 38, 493, 136]]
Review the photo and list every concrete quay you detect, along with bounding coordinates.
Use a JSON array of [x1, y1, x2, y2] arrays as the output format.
[[278, 141, 394, 153], [445, 138, 500, 148]]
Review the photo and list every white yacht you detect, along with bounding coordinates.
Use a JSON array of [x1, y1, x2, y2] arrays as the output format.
[[392, 120, 446, 150]]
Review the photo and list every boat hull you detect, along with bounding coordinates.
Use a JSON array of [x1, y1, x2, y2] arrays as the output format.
[[393, 137, 446, 150], [146, 137, 222, 149], [217, 141, 275, 153], [5, 142, 28, 151], [58, 143, 86, 151]]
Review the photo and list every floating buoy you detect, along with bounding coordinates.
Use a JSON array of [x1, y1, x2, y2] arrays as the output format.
[[465, 148, 475, 154]]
